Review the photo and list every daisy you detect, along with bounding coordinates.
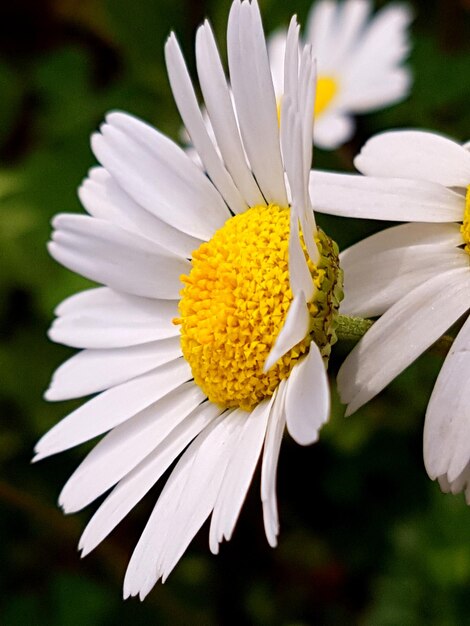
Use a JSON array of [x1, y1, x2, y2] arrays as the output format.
[[35, 0, 343, 599], [310, 129, 470, 500], [268, 0, 412, 149]]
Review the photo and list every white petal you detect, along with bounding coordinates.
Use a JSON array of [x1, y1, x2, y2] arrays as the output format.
[[267, 29, 286, 97], [338, 267, 470, 415], [209, 397, 272, 554], [340, 68, 411, 113], [310, 171, 464, 222], [195, 21, 264, 207], [285, 341, 329, 445], [325, 0, 371, 69], [424, 315, 470, 482], [35, 358, 191, 460], [306, 0, 338, 64], [79, 401, 223, 557], [261, 379, 287, 547], [263, 292, 310, 373], [80, 168, 202, 258], [59, 382, 205, 513], [165, 33, 247, 214], [45, 338, 182, 401], [313, 113, 354, 150], [227, 0, 287, 205], [92, 112, 230, 240], [341, 244, 468, 318], [49, 292, 180, 349], [354, 131, 470, 187], [123, 410, 245, 598], [50, 214, 189, 300]]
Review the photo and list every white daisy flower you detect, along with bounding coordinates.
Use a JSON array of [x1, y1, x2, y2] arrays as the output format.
[[268, 0, 412, 150], [310, 129, 470, 500], [35, 0, 343, 599]]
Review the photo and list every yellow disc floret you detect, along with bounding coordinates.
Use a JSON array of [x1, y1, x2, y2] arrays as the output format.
[[460, 186, 470, 253], [314, 76, 338, 117], [175, 204, 342, 411]]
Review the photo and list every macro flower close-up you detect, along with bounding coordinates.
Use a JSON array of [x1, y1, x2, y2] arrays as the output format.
[[34, 0, 343, 599], [268, 0, 413, 149], [312, 130, 470, 497]]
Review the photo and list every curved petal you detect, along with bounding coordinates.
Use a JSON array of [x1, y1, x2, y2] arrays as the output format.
[[285, 341, 330, 445], [338, 267, 470, 415], [354, 131, 470, 187], [227, 0, 287, 205], [58, 382, 205, 513], [49, 214, 190, 300], [261, 379, 287, 547], [341, 245, 468, 318], [310, 171, 464, 222], [80, 168, 202, 258], [79, 401, 223, 557], [92, 112, 230, 240], [35, 358, 191, 460], [314, 112, 354, 150], [209, 397, 272, 553], [45, 339, 182, 401], [123, 409, 246, 598], [424, 315, 470, 482], [165, 33, 247, 214]]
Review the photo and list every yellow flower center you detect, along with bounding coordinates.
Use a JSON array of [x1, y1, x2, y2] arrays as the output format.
[[175, 204, 342, 411], [314, 76, 338, 117], [460, 186, 470, 253], [277, 76, 338, 124]]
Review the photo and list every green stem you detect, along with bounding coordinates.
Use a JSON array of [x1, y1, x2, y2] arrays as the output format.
[[336, 314, 454, 356]]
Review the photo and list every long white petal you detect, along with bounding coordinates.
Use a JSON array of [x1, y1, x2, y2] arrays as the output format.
[[45, 339, 182, 401], [49, 214, 189, 300], [261, 379, 287, 547], [165, 33, 247, 215], [49, 295, 180, 349], [285, 341, 329, 445], [355, 131, 470, 187], [209, 397, 272, 553], [341, 245, 468, 318], [80, 168, 202, 258], [195, 21, 264, 207], [424, 314, 470, 482], [227, 0, 287, 205], [35, 358, 191, 460], [79, 401, 223, 556], [338, 267, 470, 415], [92, 112, 230, 240], [58, 382, 205, 513], [310, 171, 464, 222], [263, 292, 309, 373], [123, 410, 245, 598]]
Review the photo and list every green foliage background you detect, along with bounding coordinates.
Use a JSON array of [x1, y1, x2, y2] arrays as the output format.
[[0, 0, 469, 623]]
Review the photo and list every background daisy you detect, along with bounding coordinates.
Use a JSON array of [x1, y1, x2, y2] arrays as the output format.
[[35, 0, 343, 599], [311, 129, 470, 500], [268, 0, 413, 149]]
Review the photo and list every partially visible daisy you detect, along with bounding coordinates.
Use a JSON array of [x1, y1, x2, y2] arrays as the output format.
[[268, 0, 412, 149], [36, 0, 343, 599], [310, 129, 470, 499]]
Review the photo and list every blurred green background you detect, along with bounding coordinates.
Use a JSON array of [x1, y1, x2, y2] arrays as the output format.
[[0, 0, 469, 624]]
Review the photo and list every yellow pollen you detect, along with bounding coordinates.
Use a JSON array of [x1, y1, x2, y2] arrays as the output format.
[[460, 186, 470, 253], [314, 76, 338, 117], [176, 204, 342, 411]]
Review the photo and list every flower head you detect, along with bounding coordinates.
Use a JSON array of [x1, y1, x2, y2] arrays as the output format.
[[269, 0, 412, 149], [36, 0, 343, 599], [311, 129, 470, 499]]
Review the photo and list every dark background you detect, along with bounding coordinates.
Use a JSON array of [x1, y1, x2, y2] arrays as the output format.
[[0, 0, 469, 623]]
